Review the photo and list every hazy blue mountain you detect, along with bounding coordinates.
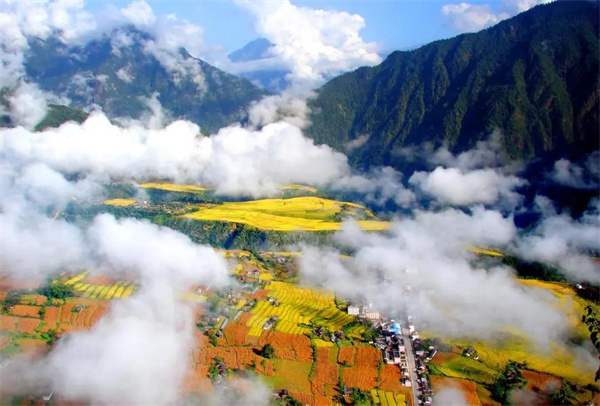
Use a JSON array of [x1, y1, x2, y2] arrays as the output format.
[[307, 1, 599, 168], [228, 38, 289, 93], [228, 38, 274, 62], [24, 27, 267, 133]]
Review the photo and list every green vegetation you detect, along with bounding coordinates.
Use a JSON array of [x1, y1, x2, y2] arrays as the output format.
[[349, 388, 374, 405], [491, 361, 527, 404], [2, 291, 22, 312], [260, 344, 275, 359], [307, 1, 599, 166], [34, 104, 89, 131], [582, 305, 600, 381], [25, 30, 267, 133], [428, 355, 499, 385], [38, 282, 74, 300]]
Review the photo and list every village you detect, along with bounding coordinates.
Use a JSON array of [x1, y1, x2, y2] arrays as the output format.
[[345, 301, 436, 406]]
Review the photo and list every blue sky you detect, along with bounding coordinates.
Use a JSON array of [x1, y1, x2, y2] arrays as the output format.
[[84, 0, 523, 54]]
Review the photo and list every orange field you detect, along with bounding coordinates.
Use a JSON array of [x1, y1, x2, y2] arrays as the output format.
[[522, 370, 561, 392], [20, 295, 47, 305], [223, 322, 250, 346], [312, 348, 340, 406], [0, 336, 11, 349], [20, 338, 45, 353], [343, 365, 379, 390], [379, 364, 404, 392], [16, 318, 39, 334], [342, 345, 381, 390], [338, 346, 356, 366], [431, 351, 460, 366], [354, 345, 380, 366], [289, 391, 313, 405], [259, 331, 313, 363], [43, 307, 60, 330], [430, 376, 480, 405], [0, 315, 19, 330], [275, 347, 297, 361]]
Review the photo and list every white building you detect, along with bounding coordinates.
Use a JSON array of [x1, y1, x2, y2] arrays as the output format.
[[347, 305, 360, 315]]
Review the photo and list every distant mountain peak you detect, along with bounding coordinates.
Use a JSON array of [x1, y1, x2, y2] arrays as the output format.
[[22, 27, 267, 133], [228, 38, 275, 62]]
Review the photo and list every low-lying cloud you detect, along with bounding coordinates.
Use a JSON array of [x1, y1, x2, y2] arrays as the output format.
[[299, 208, 571, 348]]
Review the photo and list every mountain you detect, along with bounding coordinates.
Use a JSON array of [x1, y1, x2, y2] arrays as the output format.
[[228, 38, 289, 93], [306, 1, 599, 168], [34, 104, 89, 131], [24, 28, 267, 133], [228, 38, 274, 62]]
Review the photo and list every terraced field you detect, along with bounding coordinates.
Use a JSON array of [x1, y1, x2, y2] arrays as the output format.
[[184, 196, 390, 231], [246, 281, 355, 337], [371, 389, 408, 406], [139, 182, 207, 193], [104, 198, 136, 206], [63, 272, 136, 300], [424, 280, 599, 387]]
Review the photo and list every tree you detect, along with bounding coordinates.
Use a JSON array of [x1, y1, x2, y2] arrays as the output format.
[[38, 282, 74, 300], [260, 344, 275, 359], [349, 389, 373, 405]]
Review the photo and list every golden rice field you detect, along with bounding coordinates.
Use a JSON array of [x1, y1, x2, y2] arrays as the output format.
[[423, 281, 599, 386], [104, 198, 136, 206], [466, 245, 504, 257], [139, 182, 207, 193], [62, 272, 135, 300], [371, 389, 407, 406], [246, 281, 356, 337], [183, 197, 390, 231], [280, 184, 318, 194]]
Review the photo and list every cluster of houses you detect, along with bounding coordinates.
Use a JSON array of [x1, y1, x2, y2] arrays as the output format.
[[346, 300, 441, 406], [347, 303, 383, 322], [262, 316, 278, 330], [409, 324, 437, 406]]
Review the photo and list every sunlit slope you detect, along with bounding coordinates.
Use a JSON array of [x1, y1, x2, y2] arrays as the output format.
[[183, 197, 390, 231], [139, 182, 207, 193], [104, 198, 136, 206], [424, 280, 599, 386]]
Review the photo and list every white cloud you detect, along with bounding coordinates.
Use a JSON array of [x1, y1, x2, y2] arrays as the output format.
[[409, 166, 524, 206], [1, 111, 351, 198], [440, 0, 552, 33], [299, 207, 575, 349], [441, 3, 508, 32], [549, 152, 599, 189], [514, 205, 600, 282], [235, 0, 381, 86], [6, 81, 49, 129], [120, 0, 156, 28], [116, 67, 133, 83]]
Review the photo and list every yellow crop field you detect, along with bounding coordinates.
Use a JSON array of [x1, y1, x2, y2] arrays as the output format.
[[246, 281, 356, 337], [64, 271, 89, 286], [467, 245, 504, 257], [313, 339, 335, 348], [139, 182, 206, 193], [183, 197, 389, 231], [372, 390, 400, 406], [280, 184, 318, 194], [104, 198, 136, 206]]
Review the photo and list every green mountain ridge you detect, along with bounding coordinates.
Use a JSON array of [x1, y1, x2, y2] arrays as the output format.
[[306, 1, 599, 167], [23, 27, 267, 133]]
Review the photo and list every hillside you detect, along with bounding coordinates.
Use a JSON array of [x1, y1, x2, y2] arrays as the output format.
[[307, 1, 599, 167], [24, 28, 267, 133]]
